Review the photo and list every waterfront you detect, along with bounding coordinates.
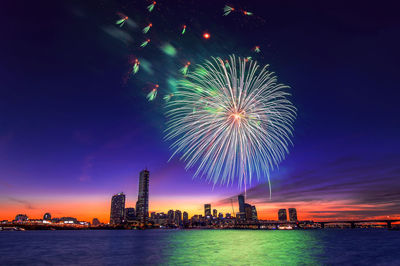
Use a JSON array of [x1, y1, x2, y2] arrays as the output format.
[[1, 229, 399, 265]]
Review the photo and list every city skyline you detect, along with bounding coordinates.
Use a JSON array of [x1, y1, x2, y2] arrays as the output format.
[[1, 0, 400, 223]]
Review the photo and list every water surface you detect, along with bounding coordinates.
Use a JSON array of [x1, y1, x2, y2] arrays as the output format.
[[0, 229, 399, 265]]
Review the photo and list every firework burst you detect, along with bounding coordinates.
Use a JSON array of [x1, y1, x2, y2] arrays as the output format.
[[165, 55, 296, 195]]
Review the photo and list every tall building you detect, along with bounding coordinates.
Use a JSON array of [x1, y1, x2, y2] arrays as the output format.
[[183, 211, 189, 224], [175, 210, 182, 225], [213, 209, 218, 217], [204, 204, 211, 218], [244, 203, 253, 220], [43, 213, 51, 221], [238, 195, 246, 219], [125, 207, 136, 222], [167, 210, 174, 224], [110, 193, 126, 225], [288, 208, 298, 221], [218, 213, 224, 219], [278, 209, 287, 221], [136, 170, 150, 224], [226, 213, 231, 219], [251, 206, 258, 221]]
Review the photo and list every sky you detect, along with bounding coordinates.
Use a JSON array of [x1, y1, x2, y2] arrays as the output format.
[[0, 0, 399, 222]]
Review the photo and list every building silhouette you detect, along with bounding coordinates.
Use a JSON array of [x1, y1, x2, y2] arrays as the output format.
[[175, 210, 182, 225], [43, 213, 51, 221], [92, 218, 100, 226], [278, 209, 287, 221], [15, 214, 28, 222], [110, 192, 126, 225], [204, 204, 211, 218], [238, 195, 246, 219], [125, 207, 136, 222], [136, 170, 149, 224], [213, 209, 218, 217], [183, 211, 189, 224], [251, 206, 258, 221], [289, 208, 298, 221], [168, 210, 174, 224]]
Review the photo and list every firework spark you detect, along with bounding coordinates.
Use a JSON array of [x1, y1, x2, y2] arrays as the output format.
[[165, 55, 296, 195]]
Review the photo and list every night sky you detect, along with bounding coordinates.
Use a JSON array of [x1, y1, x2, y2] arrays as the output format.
[[1, 0, 399, 222]]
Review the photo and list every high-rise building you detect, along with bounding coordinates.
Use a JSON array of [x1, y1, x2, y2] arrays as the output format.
[[238, 195, 246, 219], [110, 193, 126, 224], [218, 213, 224, 219], [168, 209, 174, 224], [125, 207, 136, 222], [175, 210, 182, 225], [244, 203, 253, 220], [278, 209, 287, 221], [288, 208, 298, 221], [226, 213, 231, 219], [183, 211, 189, 224], [204, 204, 211, 218], [213, 209, 218, 217], [251, 206, 258, 221], [92, 218, 100, 226], [136, 170, 149, 224], [43, 213, 51, 221]]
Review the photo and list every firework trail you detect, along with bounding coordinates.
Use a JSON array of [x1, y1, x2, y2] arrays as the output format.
[[116, 16, 128, 27], [147, 1, 156, 12], [180, 62, 191, 75], [140, 39, 151, 47], [165, 55, 296, 196], [223, 5, 235, 16], [182, 25, 187, 35], [142, 23, 152, 34], [163, 93, 174, 102], [133, 59, 140, 75], [147, 85, 158, 101], [243, 10, 253, 16], [253, 46, 261, 53]]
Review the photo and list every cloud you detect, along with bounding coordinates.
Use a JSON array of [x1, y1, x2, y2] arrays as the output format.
[[7, 197, 36, 210]]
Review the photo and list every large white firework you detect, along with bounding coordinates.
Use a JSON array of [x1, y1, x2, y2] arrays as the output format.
[[165, 55, 296, 194]]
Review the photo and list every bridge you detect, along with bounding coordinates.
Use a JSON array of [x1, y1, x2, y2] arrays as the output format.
[[317, 219, 400, 229]]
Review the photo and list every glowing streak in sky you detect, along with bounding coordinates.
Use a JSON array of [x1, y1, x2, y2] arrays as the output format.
[[223, 5, 235, 16], [147, 85, 158, 101], [142, 23, 152, 34], [133, 59, 140, 75], [116, 16, 128, 27], [147, 1, 156, 12], [140, 39, 151, 48], [182, 25, 186, 35], [165, 55, 296, 196]]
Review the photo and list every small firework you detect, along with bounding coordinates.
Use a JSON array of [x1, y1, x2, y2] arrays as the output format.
[[182, 25, 187, 35], [223, 5, 235, 16], [142, 23, 152, 34], [116, 16, 128, 27], [180, 62, 191, 75], [133, 59, 140, 75], [163, 93, 174, 102], [147, 1, 156, 12], [243, 10, 253, 16], [244, 56, 252, 62], [203, 32, 210, 39], [147, 85, 158, 101], [224, 59, 230, 68], [140, 39, 151, 48], [253, 46, 261, 53]]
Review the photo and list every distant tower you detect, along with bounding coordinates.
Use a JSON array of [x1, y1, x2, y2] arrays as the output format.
[[183, 212, 189, 224], [213, 209, 218, 217], [168, 210, 175, 224], [204, 204, 211, 218], [43, 213, 51, 221], [244, 203, 253, 220], [278, 209, 287, 221], [238, 195, 246, 219], [175, 210, 182, 225], [110, 193, 126, 225], [288, 208, 298, 221], [136, 170, 150, 224]]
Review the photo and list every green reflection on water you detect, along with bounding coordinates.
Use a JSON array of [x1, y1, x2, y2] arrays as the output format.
[[164, 230, 323, 265]]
